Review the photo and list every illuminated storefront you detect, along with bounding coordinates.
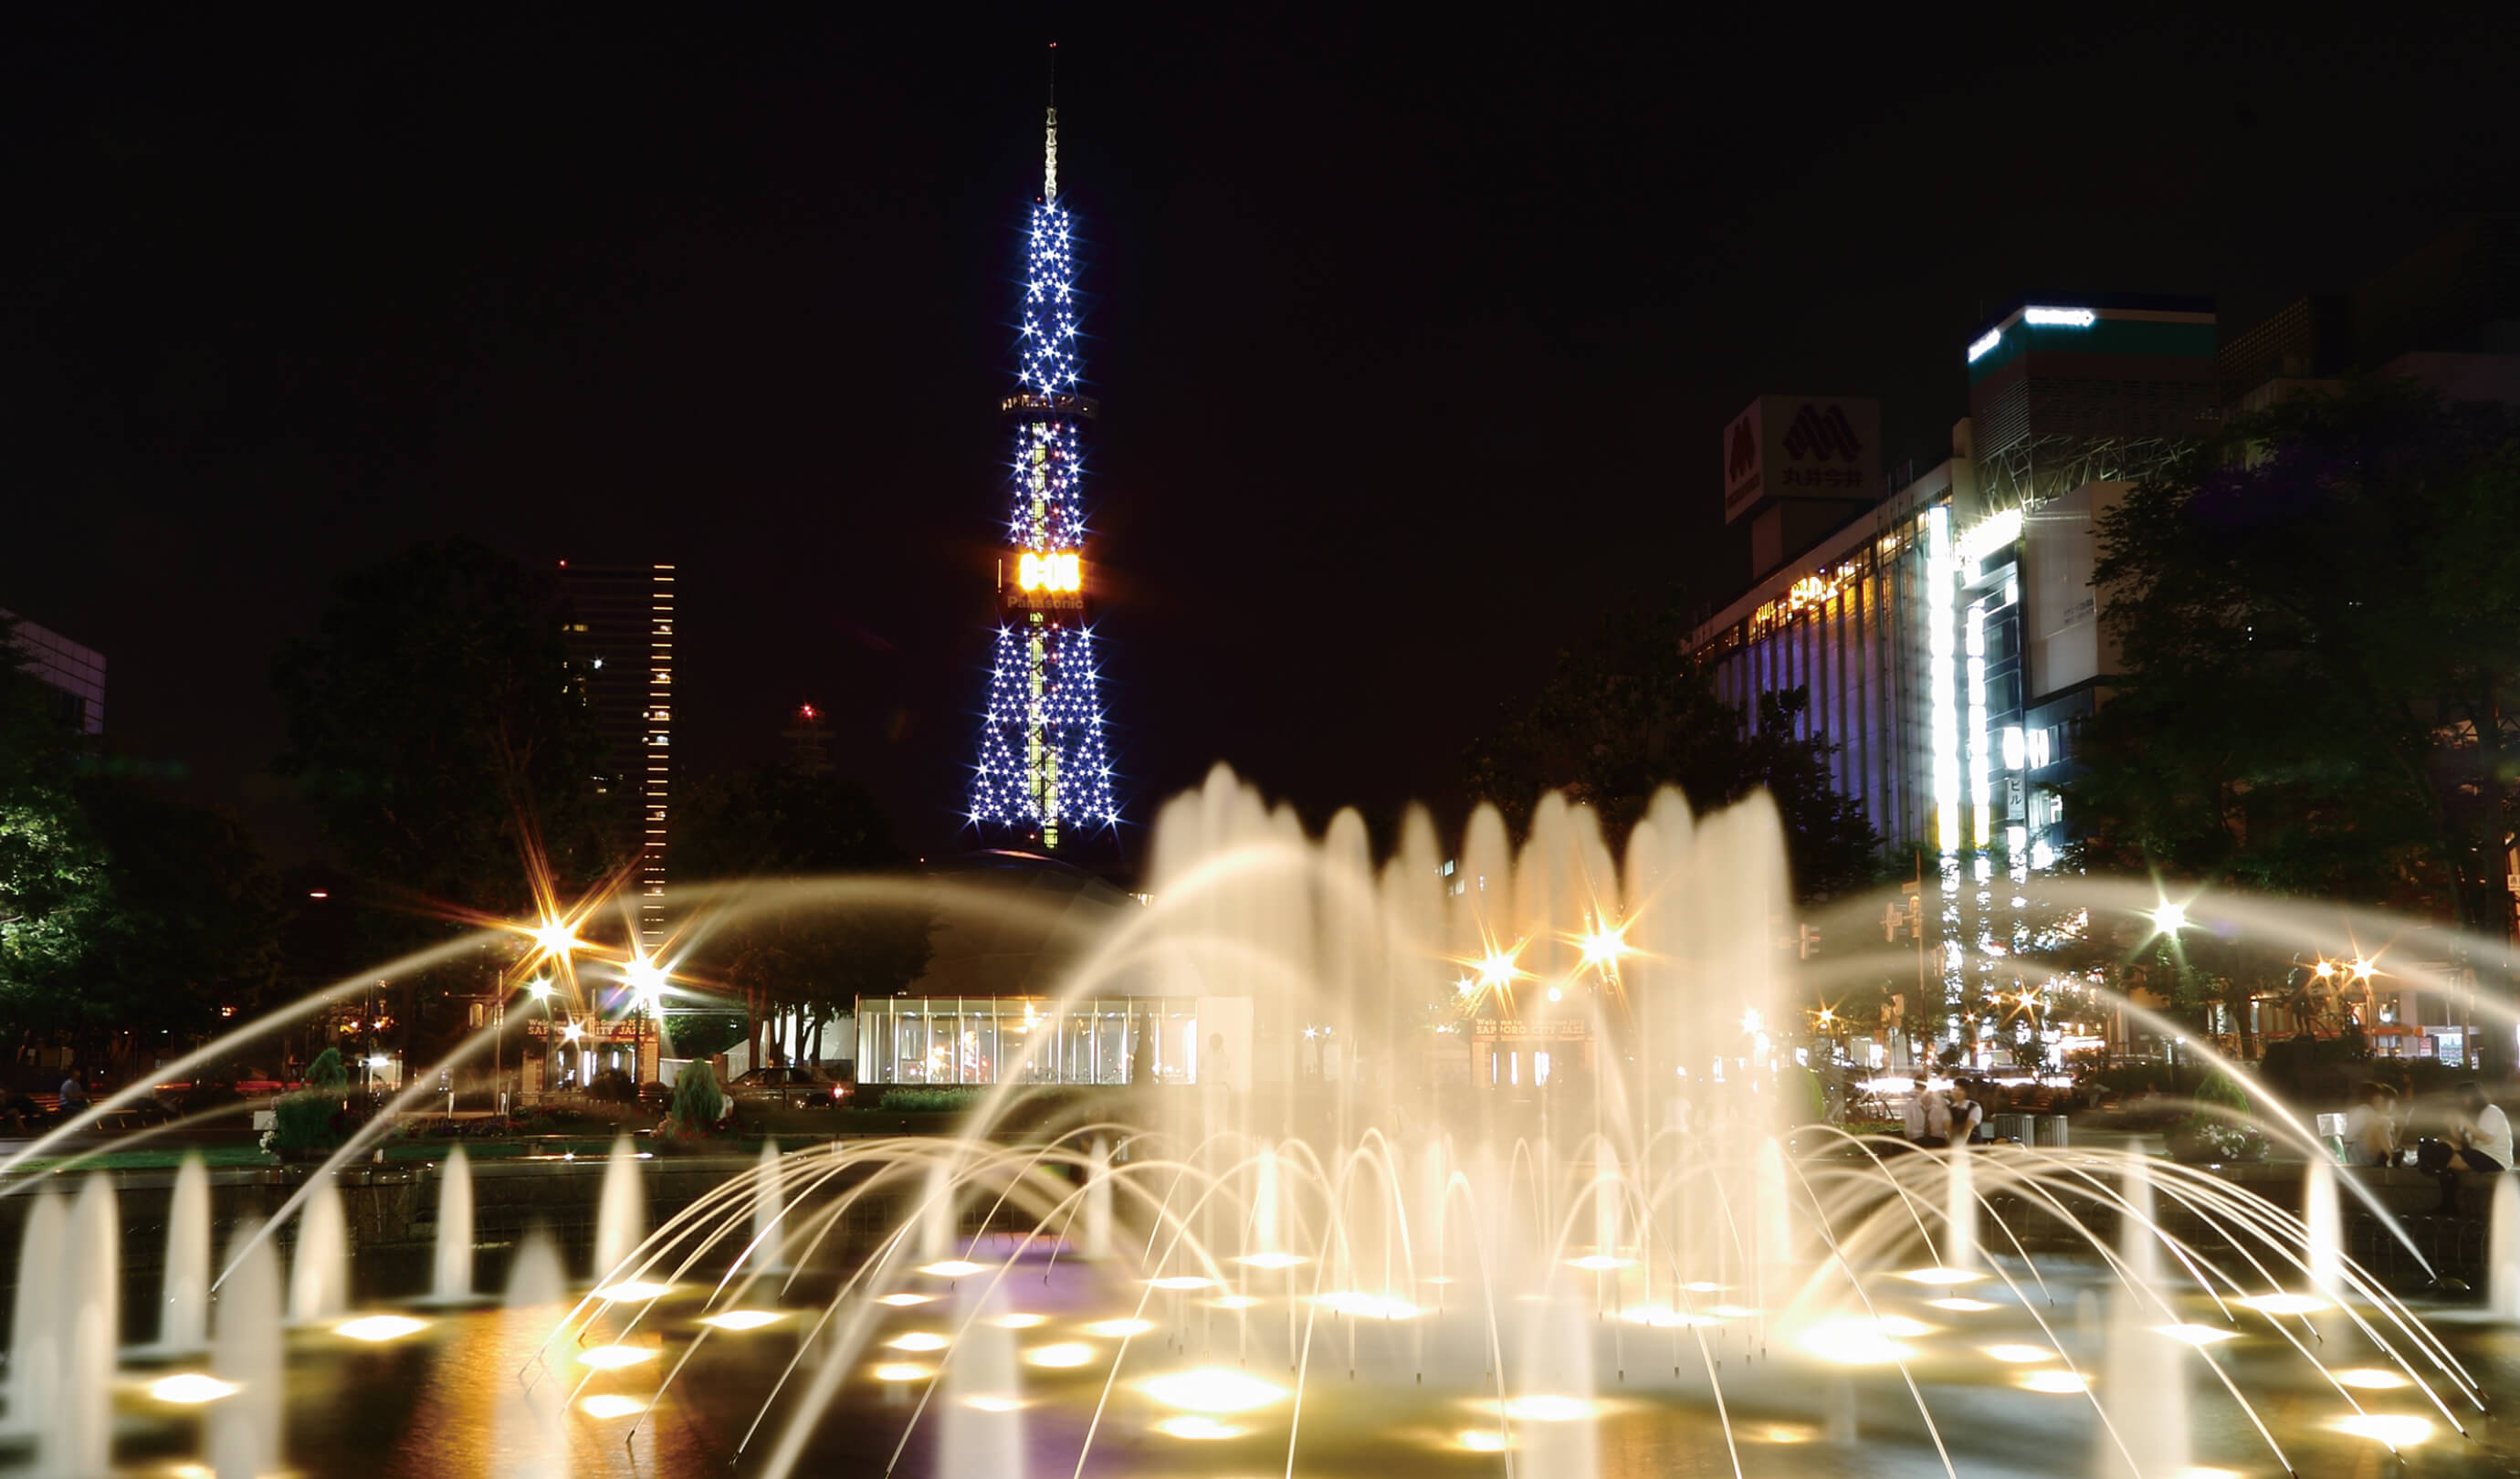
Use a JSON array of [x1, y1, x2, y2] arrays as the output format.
[[856, 996, 1207, 1086]]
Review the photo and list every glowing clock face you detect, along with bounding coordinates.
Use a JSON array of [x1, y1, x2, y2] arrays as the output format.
[[1016, 551, 1082, 593]]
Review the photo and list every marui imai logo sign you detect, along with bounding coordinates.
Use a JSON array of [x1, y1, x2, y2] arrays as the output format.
[[1722, 395, 1882, 523], [1782, 404, 1863, 466]]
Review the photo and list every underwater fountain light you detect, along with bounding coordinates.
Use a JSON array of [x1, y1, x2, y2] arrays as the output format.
[[1709, 1304, 1761, 1319], [1153, 1416, 1244, 1441], [149, 1374, 240, 1404], [873, 1362, 931, 1382], [2332, 1368, 2413, 1390], [2154, 1323, 2239, 1346], [1798, 1318, 1916, 1365], [885, 1332, 949, 1352], [920, 1259, 988, 1277], [1925, 1297, 2000, 1313], [2330, 1413, 2433, 1445], [700, 1309, 783, 1330], [578, 1395, 646, 1420], [1567, 1254, 1634, 1271], [334, 1316, 427, 1342], [2015, 1369, 2086, 1393], [875, 1292, 937, 1306], [576, 1344, 657, 1369], [1981, 1344, 2056, 1363], [962, 1396, 1026, 1412], [1681, 1281, 1726, 1293], [593, 1280, 671, 1302], [1147, 1274, 1216, 1290], [1454, 1429, 1511, 1453], [1024, 1343, 1095, 1368], [1896, 1266, 1985, 1285], [1312, 1291, 1423, 1319], [1137, 1368, 1287, 1414], [1234, 1252, 1306, 1269], [1084, 1317, 1153, 1337], [992, 1312, 1049, 1328], [2236, 1292, 2329, 1316]]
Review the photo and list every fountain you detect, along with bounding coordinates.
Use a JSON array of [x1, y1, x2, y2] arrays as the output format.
[[432, 1145, 477, 1303], [3, 766, 2507, 1478], [54, 1175, 120, 1479], [493, 1232, 567, 1479], [938, 1279, 1024, 1479], [2096, 1148, 2189, 1479], [4, 1190, 63, 1443], [750, 1138, 787, 1274], [156, 1153, 213, 1354], [209, 1220, 284, 1479], [592, 1136, 645, 1284], [2493, 1175, 2520, 1320], [289, 1173, 351, 1325], [1080, 1137, 1113, 1261], [2305, 1153, 2346, 1294], [1942, 1138, 1978, 1271]]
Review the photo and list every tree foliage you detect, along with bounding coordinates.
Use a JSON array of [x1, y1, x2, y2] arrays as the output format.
[[56, 781, 282, 1042], [0, 619, 282, 1044], [1465, 602, 1883, 900], [273, 539, 614, 941], [0, 623, 108, 1010], [2071, 382, 2520, 934], [676, 763, 934, 1050]]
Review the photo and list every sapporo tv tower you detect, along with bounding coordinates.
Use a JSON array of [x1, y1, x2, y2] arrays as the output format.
[[969, 50, 1118, 852]]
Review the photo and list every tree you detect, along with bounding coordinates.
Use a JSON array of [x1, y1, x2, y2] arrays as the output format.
[[58, 780, 283, 1053], [676, 763, 934, 1065], [2070, 381, 2520, 1059], [1466, 601, 1884, 901], [0, 621, 109, 1025], [273, 540, 613, 979]]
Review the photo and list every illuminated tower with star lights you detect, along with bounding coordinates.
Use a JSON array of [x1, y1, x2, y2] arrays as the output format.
[[969, 65, 1118, 851]]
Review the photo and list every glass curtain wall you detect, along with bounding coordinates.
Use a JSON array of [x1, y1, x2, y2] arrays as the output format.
[[857, 998, 1201, 1086]]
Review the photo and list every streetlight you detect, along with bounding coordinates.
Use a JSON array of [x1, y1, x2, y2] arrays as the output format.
[[624, 956, 669, 1087], [2148, 900, 2188, 937]]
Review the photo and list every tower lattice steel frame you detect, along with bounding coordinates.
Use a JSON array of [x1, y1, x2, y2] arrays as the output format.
[[969, 77, 1118, 851]]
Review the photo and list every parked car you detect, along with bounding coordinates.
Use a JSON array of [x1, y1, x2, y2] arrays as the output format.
[[727, 1066, 848, 1108]]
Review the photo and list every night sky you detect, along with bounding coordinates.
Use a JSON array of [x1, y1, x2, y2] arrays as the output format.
[[6, 7, 2516, 866]]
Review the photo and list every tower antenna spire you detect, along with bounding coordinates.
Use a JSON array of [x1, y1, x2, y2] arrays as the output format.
[[1044, 42, 1059, 203]]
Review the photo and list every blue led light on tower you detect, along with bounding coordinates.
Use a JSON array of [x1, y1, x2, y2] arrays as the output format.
[[969, 76, 1118, 851]]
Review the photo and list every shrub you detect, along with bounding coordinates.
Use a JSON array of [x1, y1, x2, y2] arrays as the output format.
[[667, 1060, 725, 1136], [272, 1048, 351, 1155], [2168, 1071, 2268, 1163], [878, 1086, 986, 1114]]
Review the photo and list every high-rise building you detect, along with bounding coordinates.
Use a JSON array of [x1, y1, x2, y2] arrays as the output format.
[[557, 562, 676, 948], [1, 612, 105, 735], [968, 79, 1119, 853]]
